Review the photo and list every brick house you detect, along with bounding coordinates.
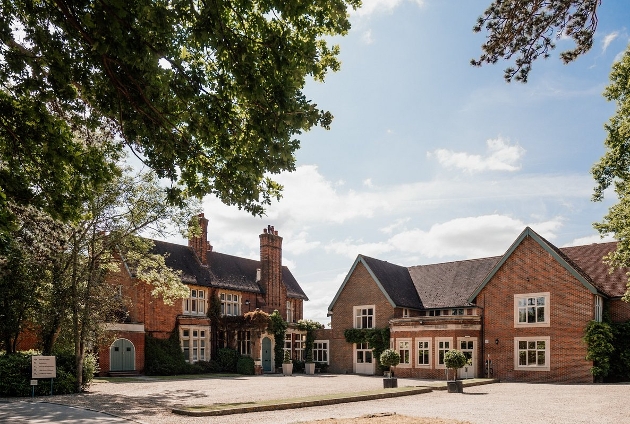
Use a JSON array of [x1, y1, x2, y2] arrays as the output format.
[[326, 227, 630, 382], [100, 214, 308, 375]]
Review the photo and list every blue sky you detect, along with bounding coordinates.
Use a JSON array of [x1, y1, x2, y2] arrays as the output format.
[[157, 1, 629, 325]]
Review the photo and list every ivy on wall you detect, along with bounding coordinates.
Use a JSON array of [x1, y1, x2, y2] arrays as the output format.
[[583, 319, 630, 382], [343, 327, 390, 368]]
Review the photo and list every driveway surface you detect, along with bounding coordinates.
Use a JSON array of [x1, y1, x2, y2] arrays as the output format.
[[2, 374, 628, 423], [0, 400, 127, 423]]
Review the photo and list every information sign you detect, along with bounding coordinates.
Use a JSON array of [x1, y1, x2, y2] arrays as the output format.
[[32, 356, 56, 379]]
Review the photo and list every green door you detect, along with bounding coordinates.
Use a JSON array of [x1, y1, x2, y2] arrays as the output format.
[[262, 337, 272, 372], [110, 339, 135, 371]]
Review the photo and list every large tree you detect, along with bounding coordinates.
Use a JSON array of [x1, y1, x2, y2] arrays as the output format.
[[0, 0, 360, 222], [472, 0, 601, 82]]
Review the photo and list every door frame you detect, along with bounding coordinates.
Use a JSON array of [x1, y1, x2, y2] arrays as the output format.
[[261, 336, 273, 372], [457, 337, 476, 379], [353, 342, 375, 375], [109, 338, 135, 372]]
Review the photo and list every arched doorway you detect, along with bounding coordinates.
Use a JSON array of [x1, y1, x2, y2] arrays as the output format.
[[262, 337, 272, 372], [110, 338, 135, 372]]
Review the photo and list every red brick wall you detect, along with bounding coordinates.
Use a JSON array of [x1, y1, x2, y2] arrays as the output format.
[[97, 330, 145, 376], [609, 298, 630, 322], [474, 235, 594, 383], [328, 261, 394, 374], [260, 228, 287, 317]]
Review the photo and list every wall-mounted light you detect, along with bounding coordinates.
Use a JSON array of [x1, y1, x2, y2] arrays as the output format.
[[495, 338, 499, 345]]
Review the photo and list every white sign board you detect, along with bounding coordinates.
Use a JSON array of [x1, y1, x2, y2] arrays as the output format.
[[32, 356, 56, 379]]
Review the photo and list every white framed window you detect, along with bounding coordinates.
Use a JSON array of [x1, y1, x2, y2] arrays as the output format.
[[397, 339, 411, 367], [354, 305, 375, 329], [294, 333, 305, 361], [435, 337, 452, 369], [416, 338, 431, 367], [313, 340, 329, 364], [180, 326, 209, 362], [594, 295, 603, 322], [220, 292, 241, 316], [183, 289, 206, 315], [286, 300, 294, 323], [514, 337, 550, 371], [514, 292, 550, 327], [284, 333, 292, 357], [237, 330, 251, 356], [452, 308, 464, 316], [402, 308, 409, 318]]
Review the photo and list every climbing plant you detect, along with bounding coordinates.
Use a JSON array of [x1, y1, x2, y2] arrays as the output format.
[[268, 310, 287, 369], [297, 319, 324, 363], [343, 328, 390, 368], [583, 320, 615, 380]]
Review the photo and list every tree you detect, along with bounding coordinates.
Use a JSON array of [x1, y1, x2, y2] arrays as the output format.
[[592, 48, 630, 302], [0, 0, 361, 219], [472, 0, 601, 82], [443, 349, 468, 381]]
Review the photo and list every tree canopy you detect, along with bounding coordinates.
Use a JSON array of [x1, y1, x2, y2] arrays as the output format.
[[0, 0, 360, 221], [472, 0, 601, 82]]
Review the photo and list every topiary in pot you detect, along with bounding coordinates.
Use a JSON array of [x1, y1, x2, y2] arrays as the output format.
[[444, 349, 467, 381], [379, 348, 400, 378]]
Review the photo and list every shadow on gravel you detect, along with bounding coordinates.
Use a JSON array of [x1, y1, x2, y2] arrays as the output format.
[[462, 392, 488, 395]]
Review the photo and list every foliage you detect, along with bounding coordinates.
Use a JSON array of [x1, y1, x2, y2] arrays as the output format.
[[236, 356, 255, 375], [244, 309, 271, 334], [343, 327, 390, 367], [609, 321, 630, 381], [583, 321, 615, 379], [444, 349, 468, 370], [144, 333, 189, 376], [283, 349, 292, 364], [216, 348, 240, 373], [296, 319, 324, 363], [0, 0, 361, 217], [379, 349, 400, 369], [472, 0, 600, 82], [292, 359, 305, 373], [0, 350, 96, 397], [268, 310, 288, 368]]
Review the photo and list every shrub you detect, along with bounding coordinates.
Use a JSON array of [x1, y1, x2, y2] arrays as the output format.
[[196, 360, 222, 373], [216, 348, 240, 373], [379, 349, 400, 370], [144, 333, 189, 375], [236, 356, 255, 375]]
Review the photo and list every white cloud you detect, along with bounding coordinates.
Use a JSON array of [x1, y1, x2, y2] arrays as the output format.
[[602, 31, 619, 53], [564, 233, 616, 247], [325, 238, 394, 259], [362, 29, 374, 44], [353, 0, 424, 18], [428, 136, 525, 173], [380, 217, 410, 234], [363, 178, 375, 188], [283, 231, 321, 255]]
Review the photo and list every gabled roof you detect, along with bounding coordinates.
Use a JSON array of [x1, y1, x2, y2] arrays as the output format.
[[468, 227, 610, 301], [409, 256, 500, 308], [148, 239, 307, 299], [362, 256, 421, 309], [560, 242, 625, 297]]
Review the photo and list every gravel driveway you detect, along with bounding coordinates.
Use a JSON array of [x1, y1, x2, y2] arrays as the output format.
[[16, 374, 630, 424]]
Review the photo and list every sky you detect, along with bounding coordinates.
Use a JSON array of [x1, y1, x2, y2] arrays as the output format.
[[154, 0, 629, 325]]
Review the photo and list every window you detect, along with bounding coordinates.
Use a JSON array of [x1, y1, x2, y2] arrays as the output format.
[[286, 300, 294, 323], [436, 338, 452, 368], [356, 342, 372, 363], [284, 333, 292, 357], [217, 330, 226, 349], [397, 340, 411, 366], [237, 330, 251, 356], [313, 340, 329, 363], [514, 337, 550, 371], [429, 310, 441, 317], [594, 295, 603, 322], [452, 308, 464, 316], [417, 339, 431, 367], [402, 308, 409, 318], [183, 289, 206, 315], [354, 306, 374, 329], [514, 292, 550, 327], [294, 333, 305, 361], [220, 292, 240, 316], [180, 327, 208, 362]]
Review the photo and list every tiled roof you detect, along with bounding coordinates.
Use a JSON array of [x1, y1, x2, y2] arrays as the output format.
[[148, 240, 307, 299], [560, 242, 626, 297], [361, 256, 421, 309], [407, 257, 500, 308]]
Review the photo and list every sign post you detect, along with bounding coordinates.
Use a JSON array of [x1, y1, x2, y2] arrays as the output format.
[[32, 356, 56, 396]]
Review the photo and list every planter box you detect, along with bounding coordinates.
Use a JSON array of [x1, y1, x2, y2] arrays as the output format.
[[305, 362, 315, 375], [282, 363, 293, 376], [383, 378, 398, 388], [447, 380, 464, 393]]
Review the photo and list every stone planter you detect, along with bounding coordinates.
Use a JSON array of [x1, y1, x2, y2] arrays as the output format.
[[305, 362, 315, 375], [447, 380, 463, 393], [383, 378, 398, 388], [282, 363, 293, 376]]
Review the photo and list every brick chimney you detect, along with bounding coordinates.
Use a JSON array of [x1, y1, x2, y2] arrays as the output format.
[[260, 225, 287, 314], [188, 213, 212, 265]]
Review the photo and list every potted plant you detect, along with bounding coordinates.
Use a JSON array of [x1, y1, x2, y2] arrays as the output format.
[[444, 349, 467, 393], [282, 350, 293, 376], [379, 348, 400, 388], [297, 319, 323, 375]]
